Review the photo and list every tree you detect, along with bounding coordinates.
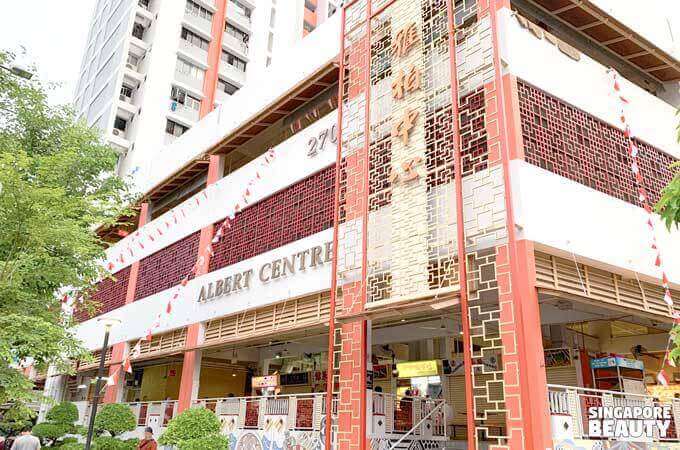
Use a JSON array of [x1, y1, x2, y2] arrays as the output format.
[[656, 162, 680, 231], [33, 401, 80, 446], [0, 403, 36, 435], [93, 404, 136, 438], [159, 407, 228, 450], [0, 49, 133, 404]]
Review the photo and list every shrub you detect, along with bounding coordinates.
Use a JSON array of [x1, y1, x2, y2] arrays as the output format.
[[93, 404, 136, 437], [178, 434, 229, 450], [60, 443, 90, 450], [93, 436, 138, 450], [32, 422, 70, 444], [159, 408, 223, 448], [33, 401, 79, 446], [46, 402, 79, 425]]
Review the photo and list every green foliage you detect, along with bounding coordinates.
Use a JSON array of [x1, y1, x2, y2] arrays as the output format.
[[33, 422, 70, 443], [60, 443, 91, 450], [159, 407, 223, 448], [32, 401, 79, 446], [656, 161, 680, 231], [93, 404, 136, 437], [46, 401, 79, 426], [94, 435, 137, 450], [0, 49, 133, 404], [0, 402, 36, 434], [178, 434, 229, 450]]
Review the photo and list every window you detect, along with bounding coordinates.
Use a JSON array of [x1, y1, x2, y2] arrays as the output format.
[[220, 51, 247, 72], [328, 3, 337, 17], [127, 53, 140, 67], [304, 0, 316, 12], [267, 32, 274, 52], [171, 86, 201, 110], [114, 116, 127, 131], [138, 0, 150, 9], [217, 78, 239, 95], [266, 56, 272, 67], [166, 119, 189, 137], [225, 23, 249, 42], [120, 85, 133, 99], [185, 0, 213, 21], [303, 21, 315, 33], [231, 0, 252, 18], [132, 22, 145, 39], [175, 58, 205, 80], [181, 27, 210, 51]]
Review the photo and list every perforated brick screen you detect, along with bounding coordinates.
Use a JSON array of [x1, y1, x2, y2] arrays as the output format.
[[209, 166, 336, 271], [134, 231, 201, 301], [518, 80, 676, 206], [75, 266, 131, 322]]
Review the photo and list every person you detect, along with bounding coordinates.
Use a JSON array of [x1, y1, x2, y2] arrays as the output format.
[[0, 435, 6, 450], [11, 427, 40, 450], [137, 427, 157, 450]]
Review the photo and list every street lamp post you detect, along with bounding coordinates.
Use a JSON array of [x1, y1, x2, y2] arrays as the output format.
[[0, 63, 33, 80], [84, 317, 121, 450]]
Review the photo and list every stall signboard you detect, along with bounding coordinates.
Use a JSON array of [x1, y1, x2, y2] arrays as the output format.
[[590, 356, 644, 371], [373, 365, 389, 380], [280, 372, 309, 386], [252, 375, 279, 388], [396, 360, 438, 378]]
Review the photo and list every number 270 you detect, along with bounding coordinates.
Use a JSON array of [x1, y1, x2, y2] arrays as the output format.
[[307, 124, 338, 157]]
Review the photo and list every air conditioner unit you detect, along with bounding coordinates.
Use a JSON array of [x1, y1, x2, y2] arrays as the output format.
[[126, 63, 136, 70], [112, 129, 122, 137]]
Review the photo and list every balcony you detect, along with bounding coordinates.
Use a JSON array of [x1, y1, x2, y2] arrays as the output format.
[[174, 70, 204, 92], [222, 32, 249, 59], [169, 102, 200, 123], [183, 11, 213, 35], [109, 128, 132, 150], [178, 39, 209, 66], [548, 384, 680, 442], [226, 4, 251, 30], [218, 61, 246, 85]]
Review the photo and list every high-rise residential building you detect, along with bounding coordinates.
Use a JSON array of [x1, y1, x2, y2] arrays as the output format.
[[73, 0, 339, 178], [34, 1, 680, 449]]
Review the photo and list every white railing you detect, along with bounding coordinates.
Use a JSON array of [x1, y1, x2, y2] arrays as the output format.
[[174, 70, 204, 91], [548, 384, 680, 442], [222, 32, 249, 56], [193, 393, 326, 431], [179, 40, 209, 64], [184, 11, 213, 33], [226, 5, 251, 29], [169, 102, 200, 122], [219, 61, 246, 85], [124, 400, 179, 428], [371, 393, 447, 438]]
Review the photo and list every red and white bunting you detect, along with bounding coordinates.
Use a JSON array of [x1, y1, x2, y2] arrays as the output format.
[[96, 148, 276, 364], [610, 70, 677, 374]]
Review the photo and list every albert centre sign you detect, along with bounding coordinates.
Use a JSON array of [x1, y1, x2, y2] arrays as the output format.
[[197, 241, 333, 303]]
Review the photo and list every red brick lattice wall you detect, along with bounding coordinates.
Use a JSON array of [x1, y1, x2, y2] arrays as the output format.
[[134, 231, 201, 301], [75, 267, 131, 322], [517, 80, 676, 206], [209, 166, 336, 271]]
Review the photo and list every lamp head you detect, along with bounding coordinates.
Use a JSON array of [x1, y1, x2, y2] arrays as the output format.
[[97, 317, 122, 331]]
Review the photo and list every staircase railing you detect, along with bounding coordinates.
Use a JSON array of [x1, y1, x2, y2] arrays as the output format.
[[388, 401, 446, 450]]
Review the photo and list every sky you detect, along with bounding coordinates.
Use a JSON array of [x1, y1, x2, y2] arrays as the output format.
[[0, 0, 95, 106]]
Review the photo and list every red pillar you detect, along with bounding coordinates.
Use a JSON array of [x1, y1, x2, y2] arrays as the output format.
[[104, 203, 150, 403], [177, 155, 225, 412], [477, 0, 552, 447], [199, 0, 228, 118]]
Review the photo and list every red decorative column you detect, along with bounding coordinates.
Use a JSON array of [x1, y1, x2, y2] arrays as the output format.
[[104, 203, 150, 404], [177, 155, 225, 412], [475, 0, 551, 448], [200, 0, 228, 118], [325, 3, 371, 449]]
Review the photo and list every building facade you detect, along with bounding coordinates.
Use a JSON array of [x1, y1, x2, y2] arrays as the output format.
[[38, 0, 680, 449], [73, 0, 339, 180]]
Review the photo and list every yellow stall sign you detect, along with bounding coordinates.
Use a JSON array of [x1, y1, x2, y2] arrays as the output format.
[[396, 360, 439, 378]]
